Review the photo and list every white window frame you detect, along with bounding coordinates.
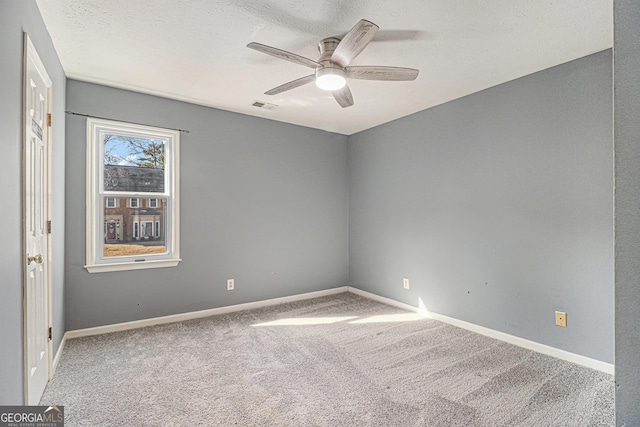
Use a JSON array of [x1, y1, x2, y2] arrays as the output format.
[[149, 198, 158, 208], [129, 197, 139, 208], [85, 118, 180, 273], [106, 197, 116, 208]]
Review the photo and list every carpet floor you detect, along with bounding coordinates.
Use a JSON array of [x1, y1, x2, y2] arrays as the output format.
[[41, 292, 614, 426]]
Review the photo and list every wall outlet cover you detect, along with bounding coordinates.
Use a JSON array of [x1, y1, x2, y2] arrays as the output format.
[[555, 311, 567, 327], [227, 279, 234, 290], [403, 278, 410, 289]]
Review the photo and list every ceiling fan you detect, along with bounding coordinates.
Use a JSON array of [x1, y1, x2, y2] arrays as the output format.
[[247, 19, 419, 108]]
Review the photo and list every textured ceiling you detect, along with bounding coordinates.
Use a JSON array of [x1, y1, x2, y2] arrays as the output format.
[[36, 0, 612, 135]]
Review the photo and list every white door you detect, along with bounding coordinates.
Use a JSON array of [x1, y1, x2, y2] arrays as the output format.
[[24, 34, 52, 406]]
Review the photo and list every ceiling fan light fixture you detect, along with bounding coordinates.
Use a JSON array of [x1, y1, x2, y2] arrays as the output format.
[[248, 19, 418, 107], [315, 67, 346, 91]]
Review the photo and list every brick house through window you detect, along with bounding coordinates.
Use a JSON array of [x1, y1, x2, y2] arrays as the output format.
[[103, 165, 165, 244]]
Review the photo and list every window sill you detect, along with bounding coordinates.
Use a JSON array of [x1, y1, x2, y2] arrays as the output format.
[[85, 258, 181, 273]]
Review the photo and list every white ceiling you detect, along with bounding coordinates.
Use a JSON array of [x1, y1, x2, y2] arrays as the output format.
[[36, 0, 612, 135]]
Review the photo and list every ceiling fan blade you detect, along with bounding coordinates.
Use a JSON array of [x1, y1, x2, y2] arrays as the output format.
[[371, 30, 427, 43], [247, 42, 320, 69], [265, 74, 316, 95], [331, 19, 379, 68], [346, 66, 419, 81], [332, 84, 354, 108]]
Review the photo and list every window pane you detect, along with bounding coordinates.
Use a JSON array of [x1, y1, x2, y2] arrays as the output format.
[[103, 196, 167, 258], [103, 134, 165, 192]]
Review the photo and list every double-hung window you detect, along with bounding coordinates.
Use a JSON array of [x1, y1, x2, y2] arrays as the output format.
[[86, 118, 180, 272]]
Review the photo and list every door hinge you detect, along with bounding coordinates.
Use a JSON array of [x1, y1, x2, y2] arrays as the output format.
[[48, 327, 52, 341], [47, 220, 52, 234], [47, 113, 52, 127]]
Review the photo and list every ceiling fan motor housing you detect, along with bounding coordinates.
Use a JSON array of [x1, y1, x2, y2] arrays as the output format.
[[316, 37, 346, 90], [318, 37, 341, 57]]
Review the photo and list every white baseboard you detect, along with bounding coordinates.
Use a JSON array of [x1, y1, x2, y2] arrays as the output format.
[[347, 287, 614, 376], [52, 334, 66, 376], [65, 286, 349, 339]]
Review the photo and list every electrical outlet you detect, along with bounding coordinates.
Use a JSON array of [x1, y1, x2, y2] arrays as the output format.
[[555, 311, 567, 327], [227, 279, 234, 291], [403, 278, 410, 289]]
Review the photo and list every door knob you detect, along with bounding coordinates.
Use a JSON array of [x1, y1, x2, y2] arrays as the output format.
[[27, 253, 43, 265]]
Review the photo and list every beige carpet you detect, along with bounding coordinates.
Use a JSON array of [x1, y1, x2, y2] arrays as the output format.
[[41, 292, 614, 426]]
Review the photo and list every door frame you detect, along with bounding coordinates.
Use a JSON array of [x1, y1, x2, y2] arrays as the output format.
[[22, 33, 53, 405]]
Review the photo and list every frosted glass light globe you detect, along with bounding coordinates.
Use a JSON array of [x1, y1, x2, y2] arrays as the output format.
[[315, 67, 346, 91]]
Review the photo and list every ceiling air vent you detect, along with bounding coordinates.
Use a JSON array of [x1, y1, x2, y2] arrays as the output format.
[[252, 101, 277, 110]]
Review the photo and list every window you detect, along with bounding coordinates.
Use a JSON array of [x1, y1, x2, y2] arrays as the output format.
[[85, 118, 180, 273], [139, 221, 154, 239]]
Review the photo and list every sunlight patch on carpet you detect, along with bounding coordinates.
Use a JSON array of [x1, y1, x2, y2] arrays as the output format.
[[252, 316, 358, 326]]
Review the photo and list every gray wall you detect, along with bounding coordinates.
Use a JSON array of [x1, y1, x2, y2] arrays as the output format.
[[349, 51, 614, 363], [614, 0, 640, 424], [65, 80, 349, 330], [0, 0, 66, 404]]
